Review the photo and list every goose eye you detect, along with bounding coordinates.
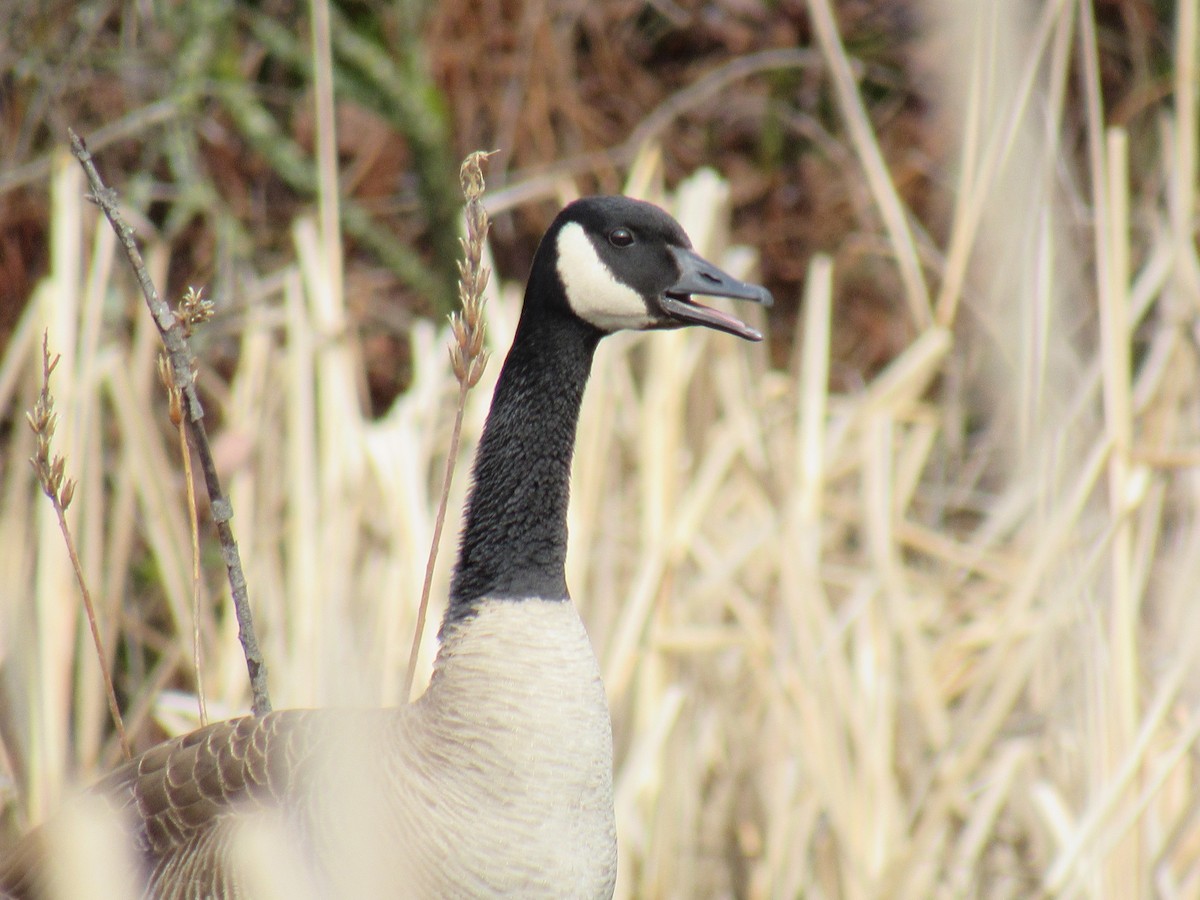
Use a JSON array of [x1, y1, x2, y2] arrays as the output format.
[[608, 227, 634, 247]]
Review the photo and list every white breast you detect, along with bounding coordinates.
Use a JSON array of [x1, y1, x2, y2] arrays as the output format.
[[383, 599, 617, 898]]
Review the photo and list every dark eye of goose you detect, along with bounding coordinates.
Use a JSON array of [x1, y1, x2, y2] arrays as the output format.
[[608, 227, 634, 247]]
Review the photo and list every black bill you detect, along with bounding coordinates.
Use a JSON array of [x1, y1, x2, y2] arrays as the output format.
[[660, 246, 774, 342]]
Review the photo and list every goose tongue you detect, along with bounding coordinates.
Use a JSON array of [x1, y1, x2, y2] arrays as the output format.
[[662, 246, 774, 342]]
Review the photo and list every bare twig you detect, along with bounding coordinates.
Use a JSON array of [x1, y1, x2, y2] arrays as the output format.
[[403, 150, 494, 700], [68, 129, 272, 717], [28, 331, 132, 761]]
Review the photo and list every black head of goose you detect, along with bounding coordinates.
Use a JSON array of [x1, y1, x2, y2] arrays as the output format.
[[448, 195, 770, 626], [0, 195, 772, 900]]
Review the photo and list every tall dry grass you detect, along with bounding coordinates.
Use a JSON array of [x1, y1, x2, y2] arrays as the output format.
[[2, 0, 1200, 896]]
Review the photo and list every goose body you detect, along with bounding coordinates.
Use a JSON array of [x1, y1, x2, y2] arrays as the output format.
[[0, 196, 771, 899]]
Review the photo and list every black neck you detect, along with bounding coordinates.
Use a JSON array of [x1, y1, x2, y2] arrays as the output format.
[[444, 313, 602, 628]]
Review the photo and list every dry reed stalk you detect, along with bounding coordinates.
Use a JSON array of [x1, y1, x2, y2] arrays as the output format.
[[26, 158, 86, 822], [803, 0, 931, 329], [1077, 1, 1140, 893], [297, 0, 369, 703], [931, 0, 1072, 328], [26, 333, 129, 761], [278, 267, 321, 704], [402, 149, 492, 701], [104, 359, 194, 639], [156, 350, 208, 727]]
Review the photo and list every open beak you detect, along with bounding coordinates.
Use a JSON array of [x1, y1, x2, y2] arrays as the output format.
[[660, 246, 774, 342]]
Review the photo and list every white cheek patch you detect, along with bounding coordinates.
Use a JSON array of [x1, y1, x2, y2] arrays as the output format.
[[556, 223, 654, 331]]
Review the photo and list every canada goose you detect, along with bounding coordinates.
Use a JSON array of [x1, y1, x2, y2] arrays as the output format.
[[0, 195, 772, 899]]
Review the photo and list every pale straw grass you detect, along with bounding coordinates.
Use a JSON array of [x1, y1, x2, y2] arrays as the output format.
[[4, 1, 1200, 897]]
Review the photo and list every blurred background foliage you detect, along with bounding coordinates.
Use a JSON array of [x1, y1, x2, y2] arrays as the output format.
[[0, 0, 1173, 414]]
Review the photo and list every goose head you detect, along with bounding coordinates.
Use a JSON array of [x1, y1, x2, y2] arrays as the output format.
[[521, 195, 773, 341]]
